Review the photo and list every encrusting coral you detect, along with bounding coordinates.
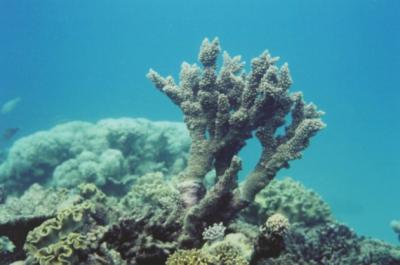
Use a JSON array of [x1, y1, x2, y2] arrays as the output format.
[[148, 37, 324, 246]]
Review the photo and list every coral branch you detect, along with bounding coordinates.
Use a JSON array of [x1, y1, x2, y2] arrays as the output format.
[[148, 37, 324, 246], [179, 156, 242, 247]]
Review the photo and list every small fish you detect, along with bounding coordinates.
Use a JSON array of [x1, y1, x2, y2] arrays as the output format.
[[2, 127, 19, 140], [1, 97, 21, 114]]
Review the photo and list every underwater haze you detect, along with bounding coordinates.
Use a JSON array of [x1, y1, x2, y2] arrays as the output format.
[[0, 0, 399, 247]]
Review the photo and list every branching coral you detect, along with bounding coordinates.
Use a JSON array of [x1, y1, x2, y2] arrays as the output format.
[[1, 37, 400, 265], [202, 223, 226, 243], [148, 38, 324, 246]]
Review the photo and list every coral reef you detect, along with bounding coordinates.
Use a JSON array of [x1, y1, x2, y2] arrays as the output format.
[[24, 201, 96, 264], [259, 222, 400, 265], [202, 232, 252, 264], [0, 184, 79, 261], [0, 236, 15, 254], [0, 38, 399, 265], [202, 223, 226, 243], [148, 37, 324, 246], [252, 177, 331, 226], [0, 118, 189, 194], [252, 213, 290, 261]]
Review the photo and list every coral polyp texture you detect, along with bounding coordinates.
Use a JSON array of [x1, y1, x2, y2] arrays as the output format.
[[0, 38, 399, 265]]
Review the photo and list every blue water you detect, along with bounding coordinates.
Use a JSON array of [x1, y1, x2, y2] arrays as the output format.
[[1, 0, 399, 244]]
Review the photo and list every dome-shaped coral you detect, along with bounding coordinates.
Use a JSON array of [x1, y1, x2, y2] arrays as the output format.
[[255, 177, 331, 226]]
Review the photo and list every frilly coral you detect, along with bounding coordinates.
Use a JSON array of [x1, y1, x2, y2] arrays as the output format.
[[24, 201, 95, 265]]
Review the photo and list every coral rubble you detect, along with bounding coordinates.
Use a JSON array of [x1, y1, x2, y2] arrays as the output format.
[[0, 38, 399, 265]]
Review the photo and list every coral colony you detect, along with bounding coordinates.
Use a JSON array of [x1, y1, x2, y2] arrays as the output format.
[[0, 38, 399, 265]]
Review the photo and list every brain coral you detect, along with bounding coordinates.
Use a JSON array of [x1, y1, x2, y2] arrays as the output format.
[[0, 118, 190, 193], [254, 177, 331, 226]]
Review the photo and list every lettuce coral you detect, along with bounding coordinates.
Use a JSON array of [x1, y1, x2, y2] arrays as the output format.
[[24, 202, 95, 265]]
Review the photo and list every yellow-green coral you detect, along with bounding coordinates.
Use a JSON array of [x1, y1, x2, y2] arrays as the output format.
[[209, 242, 249, 265], [35, 233, 87, 265], [166, 249, 213, 265], [24, 201, 95, 265], [203, 232, 253, 262]]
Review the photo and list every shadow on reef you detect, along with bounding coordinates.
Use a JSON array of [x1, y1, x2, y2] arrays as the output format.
[[0, 38, 399, 265]]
